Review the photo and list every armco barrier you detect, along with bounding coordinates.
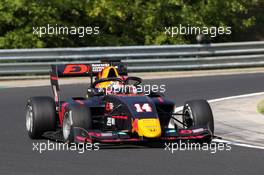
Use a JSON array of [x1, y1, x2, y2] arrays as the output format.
[[0, 41, 264, 75]]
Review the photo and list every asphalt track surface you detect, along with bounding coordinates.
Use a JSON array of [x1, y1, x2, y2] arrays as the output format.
[[1, 73, 264, 175]]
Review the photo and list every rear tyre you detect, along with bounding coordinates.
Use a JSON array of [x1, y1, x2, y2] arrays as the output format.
[[62, 105, 92, 143], [183, 99, 214, 134], [26, 97, 56, 139]]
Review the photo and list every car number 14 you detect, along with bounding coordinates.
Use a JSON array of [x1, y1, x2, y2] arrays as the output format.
[[134, 103, 152, 112]]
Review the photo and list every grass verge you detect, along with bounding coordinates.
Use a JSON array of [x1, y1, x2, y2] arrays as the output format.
[[257, 100, 264, 115]]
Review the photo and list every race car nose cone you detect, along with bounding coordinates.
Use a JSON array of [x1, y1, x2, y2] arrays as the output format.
[[137, 119, 162, 138]]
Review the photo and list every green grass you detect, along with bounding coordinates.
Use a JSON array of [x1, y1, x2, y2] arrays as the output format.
[[257, 100, 264, 115]]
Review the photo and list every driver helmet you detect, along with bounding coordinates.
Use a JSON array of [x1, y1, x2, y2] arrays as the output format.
[[105, 81, 124, 95], [105, 81, 138, 95]]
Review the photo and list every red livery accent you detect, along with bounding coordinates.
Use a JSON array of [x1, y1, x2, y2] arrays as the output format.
[[50, 76, 58, 81], [112, 116, 128, 119], [76, 136, 86, 141], [132, 119, 138, 132], [105, 102, 113, 112], [75, 100, 85, 105], [85, 138, 92, 143], [59, 103, 68, 125], [89, 132, 102, 137], [178, 135, 205, 139], [99, 138, 142, 143], [158, 97, 164, 103], [179, 129, 193, 135], [63, 64, 90, 75], [76, 136, 92, 143]]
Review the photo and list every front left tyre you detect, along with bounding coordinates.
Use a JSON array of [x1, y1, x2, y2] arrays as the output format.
[[26, 96, 56, 139]]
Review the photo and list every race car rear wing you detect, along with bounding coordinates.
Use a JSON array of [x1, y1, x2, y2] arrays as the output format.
[[52, 62, 127, 77], [50, 61, 127, 104]]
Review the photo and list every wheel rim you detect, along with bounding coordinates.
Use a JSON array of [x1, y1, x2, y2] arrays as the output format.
[[26, 105, 33, 133], [63, 112, 72, 140], [183, 107, 194, 128]]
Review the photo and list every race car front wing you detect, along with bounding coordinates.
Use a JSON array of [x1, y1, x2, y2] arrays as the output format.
[[70, 126, 212, 144]]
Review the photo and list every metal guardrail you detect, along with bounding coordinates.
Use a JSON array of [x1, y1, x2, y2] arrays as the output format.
[[0, 41, 264, 75]]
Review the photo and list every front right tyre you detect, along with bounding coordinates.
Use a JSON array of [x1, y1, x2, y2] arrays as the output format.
[[183, 99, 214, 134], [62, 105, 92, 143]]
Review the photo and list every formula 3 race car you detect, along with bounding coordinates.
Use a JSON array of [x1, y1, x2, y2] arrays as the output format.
[[26, 61, 214, 144]]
